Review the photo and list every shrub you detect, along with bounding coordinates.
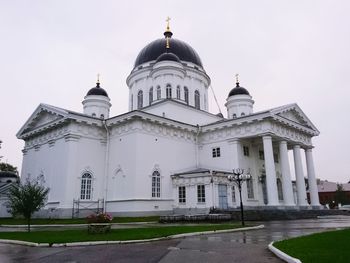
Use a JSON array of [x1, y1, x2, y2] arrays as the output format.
[[86, 212, 113, 223]]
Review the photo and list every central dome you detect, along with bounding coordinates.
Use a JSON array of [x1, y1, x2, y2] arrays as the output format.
[[134, 38, 203, 68]]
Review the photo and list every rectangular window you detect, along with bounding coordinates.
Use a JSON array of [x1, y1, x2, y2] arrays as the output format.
[[243, 146, 250, 156], [259, 150, 265, 160], [197, 185, 206, 203], [247, 179, 254, 199], [212, 147, 221, 158], [232, 186, 236, 203], [178, 186, 186, 204], [274, 153, 279, 163]]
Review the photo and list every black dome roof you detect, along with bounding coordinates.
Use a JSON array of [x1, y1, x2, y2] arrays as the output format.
[[86, 82, 109, 97], [228, 83, 250, 97], [156, 52, 180, 63], [134, 38, 203, 68]]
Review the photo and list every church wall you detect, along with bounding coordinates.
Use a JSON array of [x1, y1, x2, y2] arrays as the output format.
[[20, 134, 73, 215], [142, 101, 221, 125], [105, 120, 197, 215]]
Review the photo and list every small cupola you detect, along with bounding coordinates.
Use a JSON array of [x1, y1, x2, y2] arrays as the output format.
[[82, 75, 112, 119], [225, 74, 254, 119]]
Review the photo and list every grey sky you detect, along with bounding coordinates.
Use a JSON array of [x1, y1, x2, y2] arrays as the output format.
[[1, 0, 349, 183]]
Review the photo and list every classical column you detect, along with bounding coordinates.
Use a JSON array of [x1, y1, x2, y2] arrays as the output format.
[[228, 139, 241, 168], [293, 145, 308, 206], [279, 141, 295, 206], [262, 136, 279, 206], [305, 148, 320, 207]]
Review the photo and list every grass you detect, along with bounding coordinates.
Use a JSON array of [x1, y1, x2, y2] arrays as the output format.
[[0, 224, 241, 244], [274, 228, 350, 263], [0, 216, 160, 225]]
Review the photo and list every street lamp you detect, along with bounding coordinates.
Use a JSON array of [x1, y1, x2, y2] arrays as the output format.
[[228, 168, 251, 226]]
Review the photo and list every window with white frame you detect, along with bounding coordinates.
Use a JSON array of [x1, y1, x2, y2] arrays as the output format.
[[232, 186, 236, 203], [197, 185, 206, 203], [81, 173, 92, 200], [259, 150, 265, 160], [243, 146, 249, 156], [166, 84, 172, 98], [157, 86, 161, 100], [176, 85, 181, 99], [194, 90, 200, 109], [137, 90, 143, 109], [151, 171, 161, 198], [178, 186, 186, 204], [212, 147, 221, 158], [247, 178, 254, 199], [149, 87, 153, 104], [184, 86, 189, 104]]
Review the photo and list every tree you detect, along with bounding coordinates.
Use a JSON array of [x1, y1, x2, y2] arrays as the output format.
[[0, 162, 18, 173], [7, 178, 49, 232], [335, 184, 348, 206]]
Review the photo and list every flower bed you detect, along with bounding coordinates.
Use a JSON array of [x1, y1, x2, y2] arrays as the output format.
[[86, 212, 113, 234]]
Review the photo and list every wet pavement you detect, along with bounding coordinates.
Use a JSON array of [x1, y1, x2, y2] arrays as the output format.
[[0, 216, 349, 263]]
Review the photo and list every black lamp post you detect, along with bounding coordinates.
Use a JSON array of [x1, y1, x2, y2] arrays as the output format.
[[228, 168, 251, 226]]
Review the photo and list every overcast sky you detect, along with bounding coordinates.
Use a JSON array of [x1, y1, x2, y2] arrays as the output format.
[[1, 0, 349, 183]]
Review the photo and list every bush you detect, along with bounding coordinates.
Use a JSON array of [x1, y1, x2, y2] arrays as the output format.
[[86, 212, 113, 223]]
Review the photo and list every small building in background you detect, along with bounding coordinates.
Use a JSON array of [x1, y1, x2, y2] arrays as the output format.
[[0, 171, 19, 217]]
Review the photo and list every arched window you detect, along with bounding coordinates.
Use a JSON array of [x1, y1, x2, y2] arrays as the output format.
[[241, 112, 245, 116], [194, 90, 200, 109], [184, 86, 189, 104], [277, 178, 283, 201], [157, 86, 161, 100], [137, 90, 143, 109], [232, 114, 237, 119], [100, 114, 104, 119], [166, 84, 172, 99], [81, 173, 92, 200], [149, 87, 153, 104], [151, 171, 161, 198], [176, 85, 181, 99], [92, 113, 96, 117]]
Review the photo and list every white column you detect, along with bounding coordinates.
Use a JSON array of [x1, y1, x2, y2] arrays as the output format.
[[262, 136, 279, 206], [228, 139, 241, 168], [305, 148, 320, 206], [293, 145, 308, 206], [279, 141, 295, 206]]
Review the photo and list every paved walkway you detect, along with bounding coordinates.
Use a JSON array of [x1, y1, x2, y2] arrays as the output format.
[[0, 216, 349, 263]]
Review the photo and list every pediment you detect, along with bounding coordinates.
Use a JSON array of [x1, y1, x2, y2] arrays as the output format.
[[277, 109, 309, 126], [17, 104, 68, 138], [271, 104, 319, 133]]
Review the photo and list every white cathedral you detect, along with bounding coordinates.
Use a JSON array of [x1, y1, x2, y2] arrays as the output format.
[[17, 22, 321, 218]]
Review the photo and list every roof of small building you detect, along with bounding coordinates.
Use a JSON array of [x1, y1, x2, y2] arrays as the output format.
[[0, 171, 18, 178]]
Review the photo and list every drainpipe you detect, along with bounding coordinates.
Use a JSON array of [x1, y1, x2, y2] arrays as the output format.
[[103, 120, 110, 213]]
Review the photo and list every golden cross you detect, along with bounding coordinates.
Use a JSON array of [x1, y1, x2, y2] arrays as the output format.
[[166, 17, 171, 31]]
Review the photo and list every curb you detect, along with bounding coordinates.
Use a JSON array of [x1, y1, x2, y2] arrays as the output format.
[[268, 241, 301, 263], [0, 224, 264, 247], [0, 221, 158, 228]]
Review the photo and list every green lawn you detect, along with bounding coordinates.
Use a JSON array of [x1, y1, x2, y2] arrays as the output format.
[[0, 216, 160, 225], [274, 228, 350, 263], [0, 224, 240, 244]]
